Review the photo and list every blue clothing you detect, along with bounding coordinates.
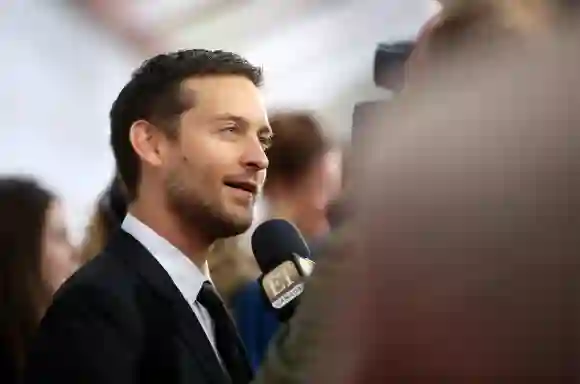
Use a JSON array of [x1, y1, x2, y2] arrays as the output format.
[[231, 280, 280, 371], [230, 238, 326, 371]]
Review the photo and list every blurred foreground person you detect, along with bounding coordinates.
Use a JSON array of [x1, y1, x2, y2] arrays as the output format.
[[310, 22, 580, 383], [0, 177, 76, 384]]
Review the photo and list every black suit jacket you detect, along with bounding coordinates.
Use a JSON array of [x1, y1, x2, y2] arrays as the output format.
[[24, 230, 252, 384]]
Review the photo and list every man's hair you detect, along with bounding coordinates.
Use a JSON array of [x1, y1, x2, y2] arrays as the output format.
[[264, 111, 331, 193], [110, 49, 263, 201]]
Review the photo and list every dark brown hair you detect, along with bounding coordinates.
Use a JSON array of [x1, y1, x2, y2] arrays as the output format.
[[110, 49, 263, 201], [264, 111, 330, 192], [0, 177, 55, 373]]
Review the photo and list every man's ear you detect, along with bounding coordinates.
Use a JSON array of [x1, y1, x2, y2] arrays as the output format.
[[129, 120, 164, 167]]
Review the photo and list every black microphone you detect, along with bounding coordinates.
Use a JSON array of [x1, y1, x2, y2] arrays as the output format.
[[251, 219, 314, 322]]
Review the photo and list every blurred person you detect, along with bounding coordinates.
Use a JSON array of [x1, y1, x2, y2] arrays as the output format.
[[310, 22, 580, 381], [25, 50, 270, 384], [260, 111, 342, 247], [0, 177, 76, 383], [78, 175, 127, 264]]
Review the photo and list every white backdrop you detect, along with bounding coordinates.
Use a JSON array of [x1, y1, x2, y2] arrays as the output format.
[[0, 1, 137, 241], [0, 1, 434, 242]]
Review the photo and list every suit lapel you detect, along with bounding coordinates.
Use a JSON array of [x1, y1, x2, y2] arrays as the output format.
[[110, 230, 230, 384]]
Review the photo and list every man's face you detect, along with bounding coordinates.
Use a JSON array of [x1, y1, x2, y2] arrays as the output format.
[[161, 75, 271, 239]]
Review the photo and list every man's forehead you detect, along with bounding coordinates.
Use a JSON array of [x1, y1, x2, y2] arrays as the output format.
[[181, 76, 261, 101], [180, 75, 267, 119]]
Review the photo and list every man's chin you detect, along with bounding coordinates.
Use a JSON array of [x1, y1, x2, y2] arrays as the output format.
[[227, 215, 253, 235], [170, 202, 252, 240], [213, 208, 253, 238]]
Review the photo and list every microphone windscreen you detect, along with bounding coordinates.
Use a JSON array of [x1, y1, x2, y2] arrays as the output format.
[[251, 219, 310, 274]]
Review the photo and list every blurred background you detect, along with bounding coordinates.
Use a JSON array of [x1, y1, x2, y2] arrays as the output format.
[[0, 0, 437, 242]]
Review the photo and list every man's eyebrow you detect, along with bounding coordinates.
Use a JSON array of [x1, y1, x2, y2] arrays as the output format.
[[213, 114, 251, 128], [213, 113, 245, 122]]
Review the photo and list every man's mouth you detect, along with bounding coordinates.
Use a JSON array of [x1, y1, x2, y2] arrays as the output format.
[[223, 180, 258, 195]]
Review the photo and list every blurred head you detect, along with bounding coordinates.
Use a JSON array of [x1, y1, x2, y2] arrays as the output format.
[[407, 0, 580, 88], [78, 174, 128, 263], [0, 177, 75, 369], [110, 49, 271, 241], [406, 3, 511, 88], [312, 25, 580, 382], [263, 111, 341, 239]]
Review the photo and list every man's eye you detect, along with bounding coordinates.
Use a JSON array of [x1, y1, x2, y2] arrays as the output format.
[[260, 136, 273, 149], [222, 125, 239, 133]]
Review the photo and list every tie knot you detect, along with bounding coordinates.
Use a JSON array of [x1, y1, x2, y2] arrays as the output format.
[[197, 281, 223, 310]]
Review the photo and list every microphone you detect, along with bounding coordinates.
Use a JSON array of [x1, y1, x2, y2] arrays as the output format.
[[251, 219, 314, 322]]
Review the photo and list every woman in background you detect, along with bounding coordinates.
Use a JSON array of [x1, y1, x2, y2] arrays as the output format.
[[0, 177, 76, 383]]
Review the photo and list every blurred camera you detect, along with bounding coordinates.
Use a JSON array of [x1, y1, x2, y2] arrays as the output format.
[[373, 41, 415, 92], [351, 40, 416, 135]]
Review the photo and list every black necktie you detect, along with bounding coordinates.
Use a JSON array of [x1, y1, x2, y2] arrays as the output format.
[[197, 282, 253, 384]]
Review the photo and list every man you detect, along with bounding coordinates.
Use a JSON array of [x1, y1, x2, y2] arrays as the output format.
[[25, 49, 271, 384]]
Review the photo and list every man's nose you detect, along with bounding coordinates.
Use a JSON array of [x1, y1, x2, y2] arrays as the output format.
[[242, 137, 269, 171]]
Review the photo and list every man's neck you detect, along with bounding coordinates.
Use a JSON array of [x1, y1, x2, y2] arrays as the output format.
[[128, 200, 212, 269]]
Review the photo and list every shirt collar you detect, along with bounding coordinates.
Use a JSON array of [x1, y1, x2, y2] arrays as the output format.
[[121, 213, 208, 305]]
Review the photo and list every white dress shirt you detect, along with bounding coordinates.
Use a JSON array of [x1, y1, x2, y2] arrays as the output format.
[[121, 213, 222, 362]]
